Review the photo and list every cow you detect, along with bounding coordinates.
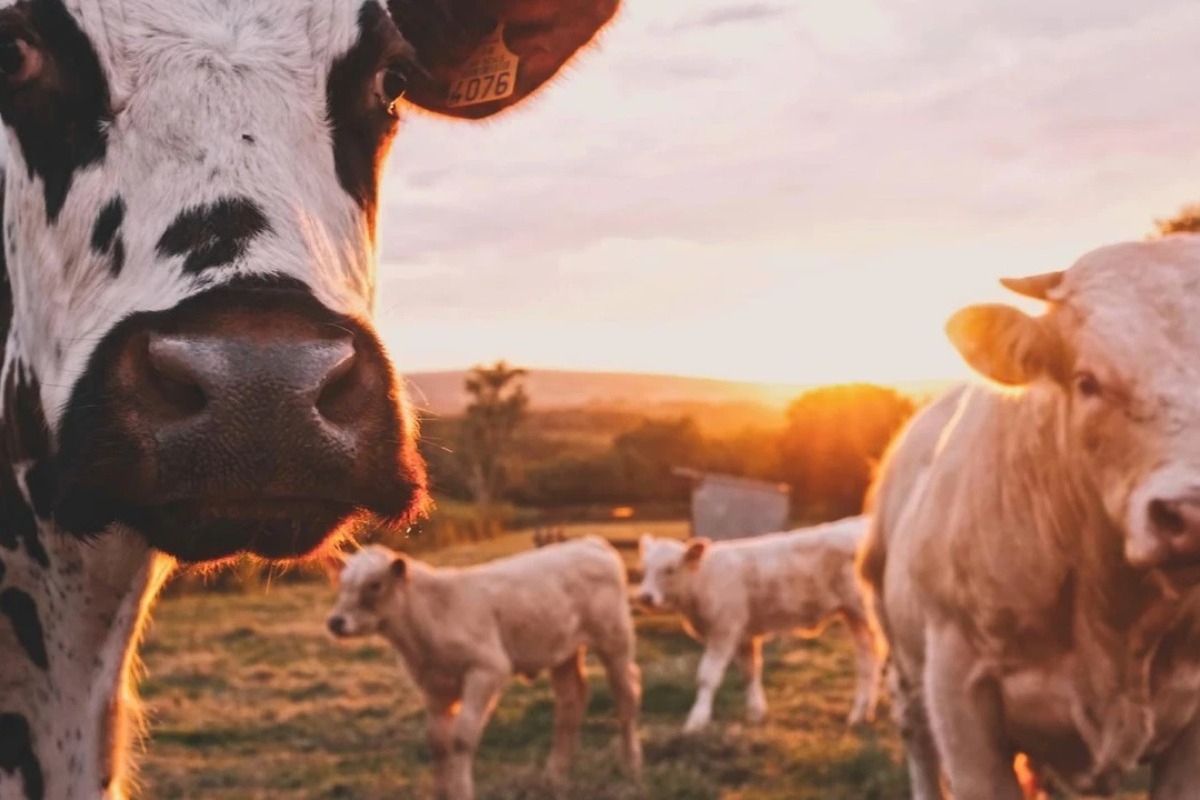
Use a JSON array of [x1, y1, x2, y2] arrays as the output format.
[[637, 516, 882, 732], [325, 538, 643, 800], [0, 2, 619, 797], [859, 235, 1200, 799]]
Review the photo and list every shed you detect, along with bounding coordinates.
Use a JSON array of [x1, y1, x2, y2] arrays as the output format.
[[673, 469, 791, 541]]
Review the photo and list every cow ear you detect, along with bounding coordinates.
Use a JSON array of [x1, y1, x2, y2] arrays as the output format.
[[945, 304, 1064, 386], [389, 0, 618, 119], [390, 554, 409, 580], [683, 538, 710, 569]]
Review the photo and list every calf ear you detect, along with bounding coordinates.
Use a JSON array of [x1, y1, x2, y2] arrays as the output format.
[[389, 0, 618, 119], [390, 554, 409, 580], [945, 304, 1064, 387], [683, 538, 710, 569]]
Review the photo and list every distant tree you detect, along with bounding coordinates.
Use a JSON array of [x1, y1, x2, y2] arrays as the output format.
[[1152, 203, 1200, 237], [613, 416, 704, 502], [458, 361, 529, 522], [778, 384, 917, 521]]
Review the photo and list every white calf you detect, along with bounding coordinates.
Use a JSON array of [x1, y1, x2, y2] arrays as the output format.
[[638, 516, 881, 732], [326, 537, 642, 800]]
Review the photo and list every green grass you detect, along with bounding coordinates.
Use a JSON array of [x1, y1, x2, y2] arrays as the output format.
[[134, 522, 1147, 799]]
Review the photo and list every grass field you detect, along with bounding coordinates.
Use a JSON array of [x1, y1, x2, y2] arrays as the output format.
[[135, 522, 1147, 799]]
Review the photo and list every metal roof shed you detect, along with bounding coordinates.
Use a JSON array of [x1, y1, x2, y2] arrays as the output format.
[[673, 469, 791, 541]]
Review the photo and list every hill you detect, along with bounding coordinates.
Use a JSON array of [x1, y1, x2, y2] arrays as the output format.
[[402, 368, 953, 418]]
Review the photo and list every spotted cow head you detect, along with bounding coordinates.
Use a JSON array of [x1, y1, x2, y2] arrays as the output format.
[[0, 0, 618, 562]]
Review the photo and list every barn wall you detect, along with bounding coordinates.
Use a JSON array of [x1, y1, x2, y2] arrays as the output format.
[[691, 480, 789, 541]]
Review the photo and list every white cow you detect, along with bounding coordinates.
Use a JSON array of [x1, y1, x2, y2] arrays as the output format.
[[860, 236, 1200, 798], [637, 516, 881, 732], [326, 538, 642, 800]]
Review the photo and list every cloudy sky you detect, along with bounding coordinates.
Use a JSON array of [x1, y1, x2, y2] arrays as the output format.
[[375, 0, 1200, 385]]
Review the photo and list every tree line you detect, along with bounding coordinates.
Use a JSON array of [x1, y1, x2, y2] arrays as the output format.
[[421, 362, 920, 527]]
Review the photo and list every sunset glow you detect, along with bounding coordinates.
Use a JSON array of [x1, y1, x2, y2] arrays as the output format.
[[375, 0, 1200, 386]]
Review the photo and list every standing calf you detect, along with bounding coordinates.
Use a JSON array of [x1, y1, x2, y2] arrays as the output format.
[[326, 538, 642, 800], [637, 516, 881, 732]]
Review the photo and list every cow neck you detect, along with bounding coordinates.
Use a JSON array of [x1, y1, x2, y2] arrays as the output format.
[[956, 387, 1195, 787], [0, 518, 170, 800]]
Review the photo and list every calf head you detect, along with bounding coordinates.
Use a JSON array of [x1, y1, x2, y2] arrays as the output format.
[[0, 0, 617, 562], [636, 534, 708, 608], [325, 544, 406, 637], [946, 235, 1200, 573]]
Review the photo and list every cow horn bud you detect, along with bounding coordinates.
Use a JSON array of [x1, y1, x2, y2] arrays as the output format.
[[1000, 271, 1065, 301]]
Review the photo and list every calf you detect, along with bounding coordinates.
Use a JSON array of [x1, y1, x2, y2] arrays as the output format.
[[326, 537, 642, 800], [637, 516, 881, 732]]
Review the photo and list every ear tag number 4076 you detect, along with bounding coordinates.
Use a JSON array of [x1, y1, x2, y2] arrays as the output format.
[[446, 25, 519, 108]]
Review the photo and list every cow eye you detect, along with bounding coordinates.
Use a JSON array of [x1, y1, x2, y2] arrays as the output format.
[[375, 64, 409, 116], [1074, 370, 1101, 398], [0, 35, 42, 85]]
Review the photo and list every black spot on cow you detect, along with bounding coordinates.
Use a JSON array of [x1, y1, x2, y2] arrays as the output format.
[[0, 587, 48, 670], [0, 713, 44, 800], [327, 2, 405, 234], [2, 369, 53, 522], [0, 0, 111, 222], [0, 368, 51, 565], [0, 557, 6, 584], [90, 197, 125, 277], [156, 197, 270, 275], [0, 464, 44, 568]]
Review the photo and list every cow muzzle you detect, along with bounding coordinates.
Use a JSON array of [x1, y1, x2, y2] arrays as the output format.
[[1128, 493, 1200, 571], [52, 280, 427, 562]]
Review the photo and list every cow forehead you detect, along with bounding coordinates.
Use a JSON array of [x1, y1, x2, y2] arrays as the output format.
[[341, 548, 391, 585], [1061, 237, 1200, 372], [67, 0, 370, 73], [643, 539, 684, 567]]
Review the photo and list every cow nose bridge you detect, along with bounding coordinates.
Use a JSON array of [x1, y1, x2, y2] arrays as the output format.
[[146, 332, 357, 415]]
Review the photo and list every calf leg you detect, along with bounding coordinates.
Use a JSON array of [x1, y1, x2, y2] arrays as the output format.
[[1151, 712, 1200, 799], [427, 704, 458, 798], [846, 613, 882, 725], [443, 669, 506, 800], [924, 626, 1023, 800], [598, 646, 643, 775], [737, 636, 768, 725], [684, 632, 738, 733], [546, 647, 590, 780]]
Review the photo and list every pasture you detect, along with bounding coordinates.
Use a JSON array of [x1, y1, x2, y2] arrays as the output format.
[[135, 523, 1145, 799]]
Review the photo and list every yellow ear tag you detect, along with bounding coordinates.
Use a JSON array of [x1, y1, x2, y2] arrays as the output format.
[[445, 24, 518, 109]]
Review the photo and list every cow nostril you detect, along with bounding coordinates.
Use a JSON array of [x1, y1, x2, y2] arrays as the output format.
[[143, 334, 206, 418], [327, 616, 346, 636], [1150, 499, 1187, 537], [315, 345, 363, 425]]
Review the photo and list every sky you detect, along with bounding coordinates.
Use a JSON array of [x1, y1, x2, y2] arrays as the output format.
[[374, 0, 1200, 386]]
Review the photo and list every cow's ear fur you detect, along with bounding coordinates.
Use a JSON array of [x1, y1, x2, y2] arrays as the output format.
[[389, 0, 618, 120], [390, 554, 409, 580], [683, 538, 710, 569], [946, 304, 1064, 387]]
